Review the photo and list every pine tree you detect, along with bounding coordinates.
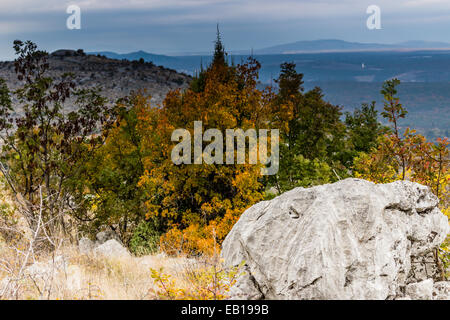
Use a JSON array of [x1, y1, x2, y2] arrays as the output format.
[[191, 25, 229, 93], [212, 24, 227, 67], [269, 62, 346, 192]]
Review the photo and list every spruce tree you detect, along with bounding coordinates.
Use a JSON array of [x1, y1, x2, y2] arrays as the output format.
[[212, 24, 227, 67]]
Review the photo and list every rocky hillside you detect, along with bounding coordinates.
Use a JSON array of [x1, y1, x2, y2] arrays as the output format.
[[0, 49, 192, 106]]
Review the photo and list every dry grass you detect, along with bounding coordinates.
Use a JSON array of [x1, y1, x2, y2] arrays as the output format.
[[0, 188, 196, 299], [0, 243, 197, 300], [0, 176, 238, 300]]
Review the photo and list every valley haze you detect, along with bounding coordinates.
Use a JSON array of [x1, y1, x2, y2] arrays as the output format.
[[1, 38, 448, 139], [86, 39, 450, 140]]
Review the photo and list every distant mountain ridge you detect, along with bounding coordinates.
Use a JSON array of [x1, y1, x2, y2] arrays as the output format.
[[90, 40, 450, 62], [88, 50, 179, 67], [255, 39, 450, 54]]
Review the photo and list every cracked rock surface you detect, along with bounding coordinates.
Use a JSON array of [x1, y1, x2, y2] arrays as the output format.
[[221, 178, 449, 300]]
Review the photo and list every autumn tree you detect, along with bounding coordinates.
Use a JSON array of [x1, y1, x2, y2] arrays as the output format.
[[353, 79, 448, 187], [0, 41, 116, 243], [74, 95, 151, 246], [136, 42, 272, 255]]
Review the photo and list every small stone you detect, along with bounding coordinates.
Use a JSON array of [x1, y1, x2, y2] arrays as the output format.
[[405, 279, 434, 300], [432, 281, 450, 300]]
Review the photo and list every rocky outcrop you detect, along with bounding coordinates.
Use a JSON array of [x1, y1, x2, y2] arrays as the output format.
[[94, 240, 131, 258], [79, 237, 96, 254], [79, 231, 130, 258], [221, 178, 449, 300], [0, 52, 191, 106], [26, 255, 67, 279]]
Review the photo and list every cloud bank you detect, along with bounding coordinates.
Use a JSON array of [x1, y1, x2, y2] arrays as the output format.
[[1, 0, 449, 59]]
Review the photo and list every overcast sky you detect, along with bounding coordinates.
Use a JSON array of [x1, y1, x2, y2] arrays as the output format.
[[1, 0, 450, 59]]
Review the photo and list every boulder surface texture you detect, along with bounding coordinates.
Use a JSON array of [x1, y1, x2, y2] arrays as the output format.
[[221, 178, 449, 300]]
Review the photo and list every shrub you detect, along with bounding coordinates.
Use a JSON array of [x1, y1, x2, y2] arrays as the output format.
[[0, 41, 116, 241], [129, 220, 161, 256], [150, 257, 244, 300]]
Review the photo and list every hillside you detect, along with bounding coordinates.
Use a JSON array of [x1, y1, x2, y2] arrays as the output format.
[[0, 49, 192, 106]]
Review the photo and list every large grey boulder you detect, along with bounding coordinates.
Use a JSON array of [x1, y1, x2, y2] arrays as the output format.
[[78, 231, 129, 258], [221, 178, 449, 300], [94, 239, 130, 258]]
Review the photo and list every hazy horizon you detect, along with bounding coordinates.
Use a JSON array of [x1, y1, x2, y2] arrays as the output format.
[[2, 38, 450, 60], [2, 0, 450, 60]]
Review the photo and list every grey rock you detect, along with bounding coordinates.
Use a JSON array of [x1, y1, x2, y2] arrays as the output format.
[[408, 250, 441, 282], [79, 231, 129, 257], [94, 239, 131, 258], [405, 279, 434, 300], [227, 265, 264, 300], [221, 178, 449, 300], [78, 237, 95, 254], [395, 296, 412, 300], [432, 281, 450, 300], [25, 255, 67, 279], [96, 230, 121, 245]]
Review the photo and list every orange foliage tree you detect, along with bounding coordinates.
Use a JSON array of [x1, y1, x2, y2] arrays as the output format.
[[136, 42, 274, 255]]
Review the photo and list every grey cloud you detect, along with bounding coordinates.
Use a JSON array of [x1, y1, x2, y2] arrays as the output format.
[[1, 0, 450, 59]]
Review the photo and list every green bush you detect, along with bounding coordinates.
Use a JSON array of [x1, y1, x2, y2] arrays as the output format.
[[129, 220, 161, 256]]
